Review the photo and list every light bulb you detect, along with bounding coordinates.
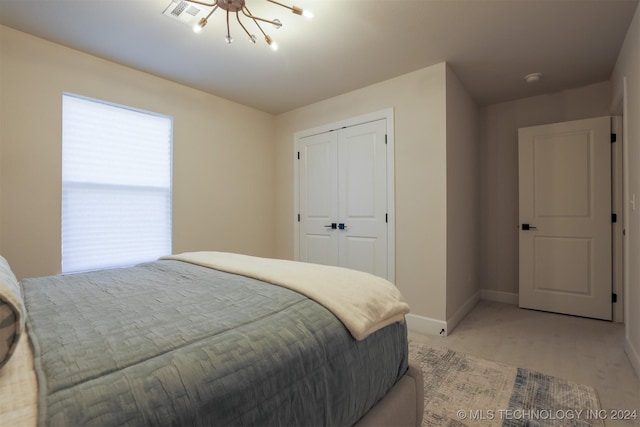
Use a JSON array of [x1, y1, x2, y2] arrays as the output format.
[[225, 35, 233, 44], [249, 34, 257, 44], [265, 35, 278, 51], [272, 18, 282, 29], [303, 10, 313, 19], [193, 18, 207, 33]]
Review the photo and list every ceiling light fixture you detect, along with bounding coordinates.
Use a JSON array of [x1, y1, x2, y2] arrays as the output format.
[[182, 0, 313, 51]]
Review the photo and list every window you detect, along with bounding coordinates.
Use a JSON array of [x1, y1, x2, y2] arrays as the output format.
[[62, 93, 172, 273]]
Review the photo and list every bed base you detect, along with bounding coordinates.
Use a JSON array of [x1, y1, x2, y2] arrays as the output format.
[[354, 361, 424, 427]]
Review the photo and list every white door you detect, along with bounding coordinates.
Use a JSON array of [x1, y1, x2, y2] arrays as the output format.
[[298, 131, 339, 266], [518, 116, 612, 320], [298, 119, 388, 278], [338, 120, 388, 277]]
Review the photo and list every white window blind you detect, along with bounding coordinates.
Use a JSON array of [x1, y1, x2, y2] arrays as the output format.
[[62, 93, 172, 273]]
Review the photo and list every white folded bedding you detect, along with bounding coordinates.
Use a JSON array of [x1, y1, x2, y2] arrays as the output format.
[[0, 333, 37, 427], [162, 251, 411, 340]]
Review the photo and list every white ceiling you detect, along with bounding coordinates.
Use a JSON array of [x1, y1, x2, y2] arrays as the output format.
[[0, 0, 638, 114]]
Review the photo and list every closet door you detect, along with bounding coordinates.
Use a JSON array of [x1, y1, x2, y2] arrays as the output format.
[[298, 119, 388, 278], [298, 131, 339, 266], [338, 120, 388, 277]]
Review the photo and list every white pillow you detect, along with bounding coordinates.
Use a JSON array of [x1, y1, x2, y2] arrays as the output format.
[[0, 256, 24, 369]]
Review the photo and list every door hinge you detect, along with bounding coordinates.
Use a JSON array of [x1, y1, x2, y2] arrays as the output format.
[[385, 213, 388, 223], [612, 213, 617, 223], [612, 293, 618, 303], [611, 133, 617, 143], [385, 134, 388, 144], [297, 151, 300, 160], [297, 214, 300, 222]]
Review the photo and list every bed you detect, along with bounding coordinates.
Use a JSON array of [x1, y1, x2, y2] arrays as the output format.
[[0, 251, 423, 426]]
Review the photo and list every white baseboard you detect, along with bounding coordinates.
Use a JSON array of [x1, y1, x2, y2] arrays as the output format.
[[407, 291, 480, 337], [446, 290, 480, 335], [406, 313, 447, 337], [625, 336, 640, 380], [480, 289, 519, 305]]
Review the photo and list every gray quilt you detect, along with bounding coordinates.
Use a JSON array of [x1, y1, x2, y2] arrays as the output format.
[[21, 260, 408, 426]]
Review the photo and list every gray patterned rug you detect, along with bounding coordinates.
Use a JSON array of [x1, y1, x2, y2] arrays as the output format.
[[409, 342, 604, 426]]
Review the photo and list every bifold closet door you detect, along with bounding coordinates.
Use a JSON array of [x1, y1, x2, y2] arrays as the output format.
[[298, 119, 388, 278]]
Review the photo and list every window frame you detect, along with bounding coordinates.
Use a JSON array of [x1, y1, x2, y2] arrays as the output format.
[[61, 92, 173, 274]]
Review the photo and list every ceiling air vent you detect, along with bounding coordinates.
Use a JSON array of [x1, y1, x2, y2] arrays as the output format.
[[162, 1, 207, 27]]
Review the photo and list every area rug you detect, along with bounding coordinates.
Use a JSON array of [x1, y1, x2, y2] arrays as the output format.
[[409, 342, 604, 426]]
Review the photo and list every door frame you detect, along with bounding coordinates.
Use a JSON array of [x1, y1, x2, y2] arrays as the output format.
[[612, 116, 624, 323], [293, 108, 396, 283]]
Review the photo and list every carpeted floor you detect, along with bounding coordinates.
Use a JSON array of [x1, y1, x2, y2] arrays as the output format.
[[409, 341, 604, 426]]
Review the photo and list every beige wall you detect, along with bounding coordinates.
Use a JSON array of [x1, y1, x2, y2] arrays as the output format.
[[479, 81, 612, 296], [275, 63, 448, 321], [0, 26, 277, 280], [445, 65, 481, 319], [611, 4, 640, 376]]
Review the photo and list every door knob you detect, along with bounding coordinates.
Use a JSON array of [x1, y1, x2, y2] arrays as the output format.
[[324, 223, 337, 229], [521, 224, 537, 230]]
